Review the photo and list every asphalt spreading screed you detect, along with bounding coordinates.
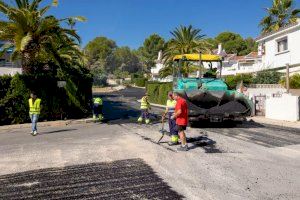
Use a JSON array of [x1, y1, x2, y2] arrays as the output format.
[[0, 159, 184, 200]]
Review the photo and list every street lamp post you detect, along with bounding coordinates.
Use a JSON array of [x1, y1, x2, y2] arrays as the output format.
[[286, 63, 290, 94]]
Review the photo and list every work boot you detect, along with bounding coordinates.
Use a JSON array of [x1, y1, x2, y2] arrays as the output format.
[[31, 131, 38, 136], [168, 135, 179, 146], [168, 141, 179, 146], [137, 117, 143, 123], [145, 119, 150, 124], [177, 145, 189, 152]]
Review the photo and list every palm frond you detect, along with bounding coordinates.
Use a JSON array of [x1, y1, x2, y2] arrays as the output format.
[[71, 16, 87, 22], [0, 1, 10, 14], [20, 33, 32, 51]]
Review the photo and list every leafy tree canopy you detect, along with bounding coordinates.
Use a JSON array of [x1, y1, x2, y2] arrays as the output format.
[[113, 46, 140, 73], [215, 32, 247, 55], [137, 34, 165, 72]]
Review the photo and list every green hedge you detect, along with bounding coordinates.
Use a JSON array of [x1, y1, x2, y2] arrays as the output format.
[[134, 78, 147, 87], [224, 74, 253, 89], [131, 73, 143, 83], [253, 71, 282, 84], [0, 75, 12, 99], [0, 73, 92, 125], [146, 82, 173, 105]]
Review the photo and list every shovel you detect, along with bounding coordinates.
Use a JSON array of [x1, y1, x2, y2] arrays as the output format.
[[157, 117, 169, 143]]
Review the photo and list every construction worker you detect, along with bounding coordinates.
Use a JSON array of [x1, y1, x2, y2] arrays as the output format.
[[93, 96, 104, 121], [138, 93, 151, 124], [172, 92, 189, 151], [29, 91, 41, 136], [162, 91, 179, 146]]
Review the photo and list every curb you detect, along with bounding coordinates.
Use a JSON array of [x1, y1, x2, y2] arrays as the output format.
[[247, 118, 300, 130], [0, 118, 95, 131], [131, 85, 146, 89]]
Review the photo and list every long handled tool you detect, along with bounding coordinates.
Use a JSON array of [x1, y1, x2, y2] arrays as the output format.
[[157, 117, 168, 143]]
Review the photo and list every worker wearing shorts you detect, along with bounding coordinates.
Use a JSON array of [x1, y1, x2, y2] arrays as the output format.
[[172, 92, 189, 151]]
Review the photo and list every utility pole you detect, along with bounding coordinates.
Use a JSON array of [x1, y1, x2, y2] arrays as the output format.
[[286, 63, 290, 93], [198, 51, 202, 78]]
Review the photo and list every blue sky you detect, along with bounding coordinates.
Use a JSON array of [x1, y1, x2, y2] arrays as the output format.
[[44, 0, 300, 49]]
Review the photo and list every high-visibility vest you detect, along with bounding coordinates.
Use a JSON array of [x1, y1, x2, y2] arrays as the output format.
[[93, 97, 103, 105], [29, 98, 41, 115], [140, 96, 150, 109], [166, 99, 176, 113]]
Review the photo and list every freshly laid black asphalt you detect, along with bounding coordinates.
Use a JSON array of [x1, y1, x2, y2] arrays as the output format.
[[0, 159, 183, 200]]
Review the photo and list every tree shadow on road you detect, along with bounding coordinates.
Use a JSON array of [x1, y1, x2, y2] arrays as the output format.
[[190, 120, 266, 129], [102, 100, 161, 125], [40, 129, 78, 135]]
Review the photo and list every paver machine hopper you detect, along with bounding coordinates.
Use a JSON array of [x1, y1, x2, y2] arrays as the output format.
[[172, 53, 253, 123]]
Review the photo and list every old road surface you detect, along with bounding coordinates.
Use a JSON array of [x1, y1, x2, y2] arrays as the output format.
[[0, 87, 299, 200]]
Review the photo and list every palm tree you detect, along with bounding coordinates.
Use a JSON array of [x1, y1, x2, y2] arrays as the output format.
[[160, 25, 211, 77], [0, 0, 85, 73], [260, 0, 300, 33]]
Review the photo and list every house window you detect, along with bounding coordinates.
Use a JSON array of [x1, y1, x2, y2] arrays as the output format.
[[277, 37, 288, 53]]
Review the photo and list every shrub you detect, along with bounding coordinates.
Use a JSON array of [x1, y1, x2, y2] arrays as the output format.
[[114, 69, 129, 79], [147, 82, 173, 105], [290, 74, 300, 89], [134, 78, 147, 87], [131, 73, 143, 83], [280, 74, 300, 89], [225, 74, 253, 89], [93, 73, 108, 87], [253, 71, 282, 84], [0, 72, 92, 125], [0, 75, 12, 99], [0, 74, 29, 124]]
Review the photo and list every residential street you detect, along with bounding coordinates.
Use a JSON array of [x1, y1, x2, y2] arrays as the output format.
[[0, 87, 300, 200]]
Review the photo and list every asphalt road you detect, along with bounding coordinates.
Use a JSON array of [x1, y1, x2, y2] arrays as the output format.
[[0, 87, 299, 200], [98, 87, 300, 149]]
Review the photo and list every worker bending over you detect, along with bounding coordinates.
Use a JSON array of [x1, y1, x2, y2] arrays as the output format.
[[29, 91, 41, 136], [162, 91, 179, 145], [138, 93, 151, 124], [93, 97, 104, 121]]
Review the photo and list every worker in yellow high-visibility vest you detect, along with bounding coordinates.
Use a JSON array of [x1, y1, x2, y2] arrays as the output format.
[[28, 91, 41, 136], [162, 91, 179, 145], [138, 93, 151, 124], [93, 97, 104, 121]]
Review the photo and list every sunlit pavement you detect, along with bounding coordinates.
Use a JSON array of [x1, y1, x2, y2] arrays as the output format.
[[0, 87, 300, 200]]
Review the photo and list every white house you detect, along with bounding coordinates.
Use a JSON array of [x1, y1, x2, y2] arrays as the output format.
[[222, 19, 300, 75], [0, 41, 22, 76], [150, 50, 173, 82], [256, 18, 300, 74], [221, 52, 262, 76]]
